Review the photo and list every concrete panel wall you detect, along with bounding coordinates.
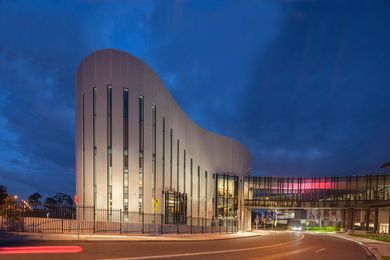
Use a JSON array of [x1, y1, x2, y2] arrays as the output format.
[[76, 49, 251, 217]]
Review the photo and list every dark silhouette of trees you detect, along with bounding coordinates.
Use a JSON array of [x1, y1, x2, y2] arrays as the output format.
[[1, 189, 76, 220], [45, 197, 57, 205], [53, 192, 74, 207], [0, 185, 8, 205], [28, 192, 42, 207], [44, 192, 74, 219]]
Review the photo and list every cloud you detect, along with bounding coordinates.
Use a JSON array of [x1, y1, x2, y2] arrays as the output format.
[[237, 0, 390, 176], [0, 0, 390, 199], [146, 0, 284, 132], [0, 0, 153, 197]]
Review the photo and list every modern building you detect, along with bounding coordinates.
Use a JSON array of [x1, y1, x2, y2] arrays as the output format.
[[76, 49, 390, 234], [75, 49, 251, 224], [244, 175, 390, 233]]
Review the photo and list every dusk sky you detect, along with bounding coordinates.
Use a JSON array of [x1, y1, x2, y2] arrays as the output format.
[[0, 0, 390, 199]]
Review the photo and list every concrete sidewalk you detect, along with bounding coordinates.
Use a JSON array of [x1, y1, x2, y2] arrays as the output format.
[[327, 232, 390, 260], [0, 231, 261, 243]]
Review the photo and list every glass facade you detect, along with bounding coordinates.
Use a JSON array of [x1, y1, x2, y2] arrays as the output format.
[[164, 192, 187, 224], [215, 174, 239, 219], [242, 175, 390, 232], [244, 175, 390, 208]]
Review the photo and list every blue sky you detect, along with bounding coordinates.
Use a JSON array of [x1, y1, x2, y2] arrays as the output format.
[[0, 0, 389, 199]]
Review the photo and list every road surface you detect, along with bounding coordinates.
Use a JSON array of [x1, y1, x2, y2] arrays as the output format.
[[0, 232, 372, 259]]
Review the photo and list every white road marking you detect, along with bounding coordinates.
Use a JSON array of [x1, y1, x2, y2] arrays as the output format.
[[99, 235, 305, 260], [315, 248, 326, 253]]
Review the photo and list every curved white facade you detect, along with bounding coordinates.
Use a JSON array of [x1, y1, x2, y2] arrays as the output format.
[[76, 49, 251, 218]]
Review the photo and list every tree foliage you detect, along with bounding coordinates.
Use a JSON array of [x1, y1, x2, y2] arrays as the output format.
[[44, 192, 73, 207], [0, 185, 8, 205], [28, 192, 42, 206], [44, 192, 74, 219], [53, 192, 74, 206]]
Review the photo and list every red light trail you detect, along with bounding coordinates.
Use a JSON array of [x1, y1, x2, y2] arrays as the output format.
[[0, 245, 83, 254]]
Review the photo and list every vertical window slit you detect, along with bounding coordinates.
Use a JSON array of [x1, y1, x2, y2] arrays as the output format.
[[138, 96, 144, 220], [123, 88, 129, 213], [107, 85, 112, 216]]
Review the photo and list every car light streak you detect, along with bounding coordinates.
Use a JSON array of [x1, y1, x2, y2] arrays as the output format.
[[0, 245, 83, 254]]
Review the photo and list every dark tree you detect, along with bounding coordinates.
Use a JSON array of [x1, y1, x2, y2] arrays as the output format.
[[44, 197, 57, 207], [0, 185, 8, 205], [28, 192, 42, 206], [44, 193, 75, 219], [53, 192, 74, 207]]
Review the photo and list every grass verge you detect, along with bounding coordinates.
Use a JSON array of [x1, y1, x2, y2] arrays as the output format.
[[305, 226, 337, 232], [351, 234, 390, 243]]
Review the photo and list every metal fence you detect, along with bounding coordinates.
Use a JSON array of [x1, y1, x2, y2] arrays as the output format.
[[0, 203, 238, 235]]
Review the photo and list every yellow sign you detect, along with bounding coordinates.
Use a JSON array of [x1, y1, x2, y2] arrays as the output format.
[[153, 198, 159, 213]]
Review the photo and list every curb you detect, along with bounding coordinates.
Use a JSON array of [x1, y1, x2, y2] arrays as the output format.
[[0, 232, 262, 243], [151, 234, 263, 243], [326, 233, 378, 260]]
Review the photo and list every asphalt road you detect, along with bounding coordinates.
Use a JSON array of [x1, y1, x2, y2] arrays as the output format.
[[0, 232, 372, 260]]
